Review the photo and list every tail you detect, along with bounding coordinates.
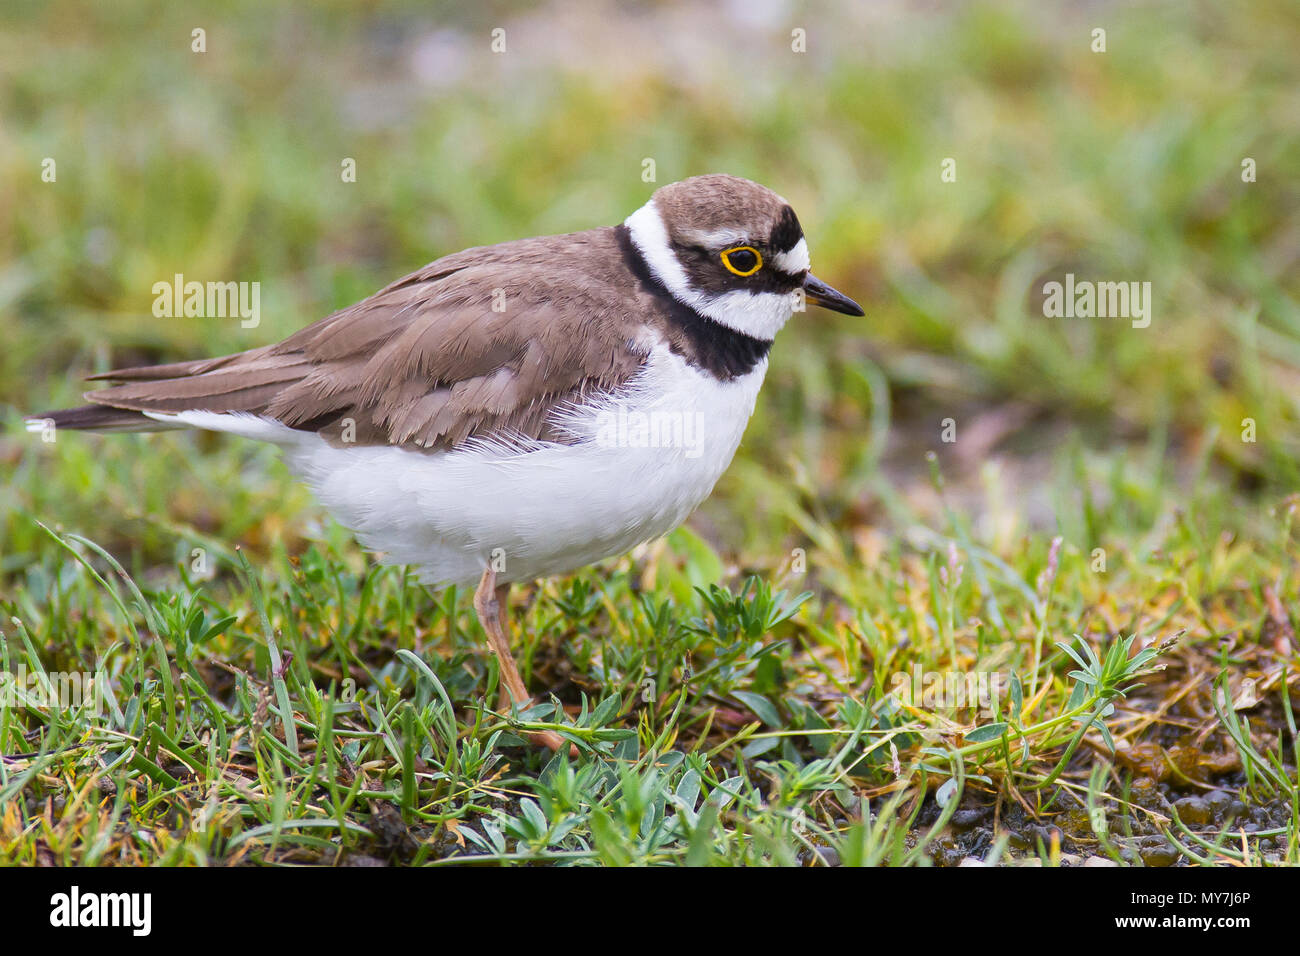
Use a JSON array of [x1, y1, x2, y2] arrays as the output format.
[[24, 404, 176, 434], [25, 346, 306, 436]]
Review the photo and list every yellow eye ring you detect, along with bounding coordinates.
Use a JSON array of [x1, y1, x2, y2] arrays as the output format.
[[720, 245, 763, 277]]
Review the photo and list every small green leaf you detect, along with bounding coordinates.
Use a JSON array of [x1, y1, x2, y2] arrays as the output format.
[[1095, 720, 1115, 752], [685, 802, 718, 866], [676, 769, 702, 811], [965, 722, 1008, 743], [1067, 680, 1089, 710], [733, 690, 781, 727], [520, 798, 548, 835], [708, 776, 745, 809], [741, 736, 780, 758], [197, 613, 238, 644], [590, 693, 622, 726], [1056, 640, 1090, 671]]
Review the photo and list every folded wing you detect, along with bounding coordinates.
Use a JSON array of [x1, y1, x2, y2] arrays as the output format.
[[34, 229, 648, 452]]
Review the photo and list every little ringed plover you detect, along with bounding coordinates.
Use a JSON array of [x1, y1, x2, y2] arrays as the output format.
[[30, 173, 864, 751]]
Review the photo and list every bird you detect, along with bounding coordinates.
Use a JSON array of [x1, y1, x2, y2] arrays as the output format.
[[29, 174, 864, 752]]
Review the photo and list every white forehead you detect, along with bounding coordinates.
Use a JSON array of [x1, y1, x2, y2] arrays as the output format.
[[771, 238, 810, 276]]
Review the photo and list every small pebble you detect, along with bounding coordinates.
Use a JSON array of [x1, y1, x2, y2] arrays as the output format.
[[1204, 789, 1234, 812], [1174, 795, 1212, 826], [808, 846, 840, 867], [1139, 844, 1180, 867], [951, 807, 988, 831]]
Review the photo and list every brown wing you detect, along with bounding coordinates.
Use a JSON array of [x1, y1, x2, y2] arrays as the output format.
[[65, 228, 649, 451]]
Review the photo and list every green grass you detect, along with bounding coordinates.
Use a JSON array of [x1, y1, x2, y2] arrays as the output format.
[[2, 0, 1299, 865]]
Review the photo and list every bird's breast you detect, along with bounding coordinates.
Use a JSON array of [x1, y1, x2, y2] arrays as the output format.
[[284, 343, 768, 587]]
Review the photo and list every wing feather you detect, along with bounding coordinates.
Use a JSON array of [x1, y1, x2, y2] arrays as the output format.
[[60, 228, 649, 451]]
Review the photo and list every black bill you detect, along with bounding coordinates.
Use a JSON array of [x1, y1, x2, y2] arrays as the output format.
[[803, 273, 865, 316]]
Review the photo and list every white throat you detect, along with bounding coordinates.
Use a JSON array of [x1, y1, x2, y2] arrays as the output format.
[[624, 200, 796, 342]]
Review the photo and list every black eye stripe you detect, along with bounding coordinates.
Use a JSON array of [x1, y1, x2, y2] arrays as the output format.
[[670, 241, 804, 295]]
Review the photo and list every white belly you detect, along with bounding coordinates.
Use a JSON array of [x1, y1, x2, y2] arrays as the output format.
[[210, 344, 769, 588]]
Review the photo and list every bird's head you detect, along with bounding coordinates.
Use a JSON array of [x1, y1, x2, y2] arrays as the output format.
[[624, 173, 864, 341]]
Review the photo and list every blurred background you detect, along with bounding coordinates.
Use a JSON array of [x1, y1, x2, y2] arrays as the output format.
[[2, 0, 1298, 578]]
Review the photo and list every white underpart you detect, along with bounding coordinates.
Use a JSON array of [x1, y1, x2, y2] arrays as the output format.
[[145, 343, 767, 589], [624, 200, 799, 342]]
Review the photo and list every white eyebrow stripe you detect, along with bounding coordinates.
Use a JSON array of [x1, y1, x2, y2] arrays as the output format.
[[771, 237, 810, 275], [682, 228, 749, 249]]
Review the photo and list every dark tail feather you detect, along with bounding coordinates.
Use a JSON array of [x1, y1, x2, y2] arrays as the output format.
[[27, 346, 278, 436], [84, 355, 235, 383], [24, 404, 181, 434]]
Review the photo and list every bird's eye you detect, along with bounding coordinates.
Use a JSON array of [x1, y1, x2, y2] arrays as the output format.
[[720, 245, 762, 277]]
